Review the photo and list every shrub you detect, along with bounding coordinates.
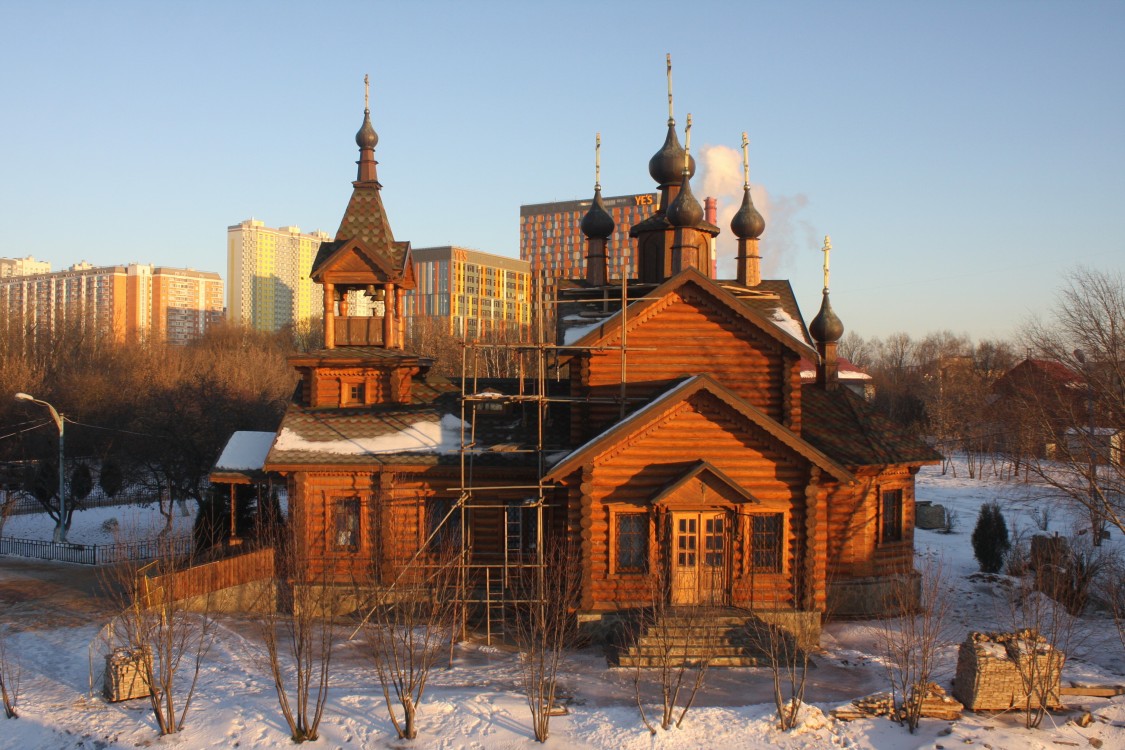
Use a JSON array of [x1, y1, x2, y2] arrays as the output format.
[[972, 503, 1011, 573]]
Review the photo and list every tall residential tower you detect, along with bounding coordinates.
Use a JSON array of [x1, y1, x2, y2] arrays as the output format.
[[227, 220, 332, 331]]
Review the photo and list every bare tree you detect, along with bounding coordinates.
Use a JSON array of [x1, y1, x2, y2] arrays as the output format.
[[746, 599, 819, 731], [102, 531, 216, 735], [627, 571, 713, 733], [356, 545, 459, 740], [253, 527, 340, 742], [512, 538, 580, 742], [1004, 581, 1081, 729], [876, 558, 954, 733], [0, 625, 20, 719], [1099, 555, 1125, 654], [1018, 267, 1125, 539]]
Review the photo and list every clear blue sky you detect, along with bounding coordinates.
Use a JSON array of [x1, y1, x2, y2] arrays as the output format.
[[1, 0, 1122, 341]]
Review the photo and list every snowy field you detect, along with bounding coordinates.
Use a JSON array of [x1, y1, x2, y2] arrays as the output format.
[[0, 456, 1122, 749]]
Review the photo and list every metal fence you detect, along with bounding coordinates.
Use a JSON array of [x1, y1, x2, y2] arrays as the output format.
[[0, 535, 193, 566]]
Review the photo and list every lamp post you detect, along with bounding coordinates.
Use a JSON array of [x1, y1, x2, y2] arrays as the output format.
[[15, 392, 67, 543]]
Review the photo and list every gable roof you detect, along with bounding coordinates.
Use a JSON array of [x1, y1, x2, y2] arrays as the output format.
[[563, 267, 817, 359], [649, 459, 761, 506], [544, 374, 853, 483], [310, 181, 412, 282], [800, 384, 942, 467]]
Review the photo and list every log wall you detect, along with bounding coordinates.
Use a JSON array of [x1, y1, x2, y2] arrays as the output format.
[[576, 392, 807, 611], [825, 467, 917, 580], [570, 289, 802, 443]]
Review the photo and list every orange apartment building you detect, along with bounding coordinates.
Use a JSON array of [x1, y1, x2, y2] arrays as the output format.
[[0, 261, 224, 345]]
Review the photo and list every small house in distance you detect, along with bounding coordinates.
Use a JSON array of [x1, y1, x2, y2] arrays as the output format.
[[261, 71, 939, 643]]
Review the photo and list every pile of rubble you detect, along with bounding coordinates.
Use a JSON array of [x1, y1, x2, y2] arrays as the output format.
[[832, 683, 963, 722]]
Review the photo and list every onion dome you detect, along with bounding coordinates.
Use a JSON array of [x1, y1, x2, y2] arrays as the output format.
[[648, 122, 696, 187], [581, 186, 616, 238], [809, 291, 844, 343], [666, 171, 704, 227], [730, 185, 765, 239], [355, 108, 378, 150]]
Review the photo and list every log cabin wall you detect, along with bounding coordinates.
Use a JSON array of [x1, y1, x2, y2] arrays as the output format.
[[570, 288, 799, 443], [824, 466, 917, 582], [571, 391, 808, 612], [305, 368, 394, 408]]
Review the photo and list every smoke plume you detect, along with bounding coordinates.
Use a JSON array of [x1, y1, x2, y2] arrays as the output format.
[[697, 144, 815, 279]]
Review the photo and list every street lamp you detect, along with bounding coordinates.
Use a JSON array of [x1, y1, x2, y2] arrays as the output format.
[[14, 392, 67, 544]]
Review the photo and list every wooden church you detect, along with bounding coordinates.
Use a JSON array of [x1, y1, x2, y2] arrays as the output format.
[[262, 73, 939, 634]]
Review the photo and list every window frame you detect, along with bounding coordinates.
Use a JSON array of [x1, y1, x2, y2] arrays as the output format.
[[747, 512, 784, 574], [331, 496, 362, 552], [880, 488, 904, 544], [609, 508, 649, 576]]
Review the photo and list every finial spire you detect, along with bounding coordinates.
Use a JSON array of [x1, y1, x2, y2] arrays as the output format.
[[741, 132, 750, 190], [683, 114, 692, 172], [821, 235, 832, 291], [595, 132, 601, 189], [364, 73, 370, 113], [666, 53, 674, 123]]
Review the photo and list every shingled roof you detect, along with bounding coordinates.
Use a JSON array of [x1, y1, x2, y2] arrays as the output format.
[[800, 384, 941, 467], [310, 184, 411, 280]]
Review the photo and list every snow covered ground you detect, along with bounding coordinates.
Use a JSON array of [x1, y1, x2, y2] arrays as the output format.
[[0, 456, 1122, 749]]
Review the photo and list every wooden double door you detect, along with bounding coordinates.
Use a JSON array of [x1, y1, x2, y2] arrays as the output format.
[[669, 511, 730, 605]]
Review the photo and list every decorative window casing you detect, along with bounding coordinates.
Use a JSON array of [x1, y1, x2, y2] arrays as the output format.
[[880, 489, 904, 544], [340, 379, 366, 406], [749, 513, 784, 573], [332, 497, 361, 551], [615, 513, 648, 573]]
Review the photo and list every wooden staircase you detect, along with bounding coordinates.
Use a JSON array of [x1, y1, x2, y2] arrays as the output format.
[[614, 608, 770, 668]]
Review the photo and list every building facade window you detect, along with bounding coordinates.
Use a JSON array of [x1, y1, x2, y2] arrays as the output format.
[[616, 513, 648, 572], [750, 513, 784, 573], [880, 489, 904, 544], [333, 497, 361, 551]]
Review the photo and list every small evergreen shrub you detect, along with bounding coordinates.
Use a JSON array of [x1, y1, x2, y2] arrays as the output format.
[[971, 502, 1011, 573]]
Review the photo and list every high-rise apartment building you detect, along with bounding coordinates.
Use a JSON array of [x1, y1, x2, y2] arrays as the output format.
[[227, 220, 334, 332], [405, 246, 531, 337], [0, 262, 223, 344], [0, 255, 51, 278], [519, 192, 657, 280]]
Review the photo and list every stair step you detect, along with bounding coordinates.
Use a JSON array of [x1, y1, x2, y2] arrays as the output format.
[[617, 655, 764, 668], [625, 645, 760, 657]]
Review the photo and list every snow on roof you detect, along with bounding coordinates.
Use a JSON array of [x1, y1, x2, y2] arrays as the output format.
[[273, 414, 465, 456], [1065, 426, 1121, 436], [214, 431, 276, 471], [800, 368, 872, 381], [769, 307, 808, 344], [561, 315, 609, 345]]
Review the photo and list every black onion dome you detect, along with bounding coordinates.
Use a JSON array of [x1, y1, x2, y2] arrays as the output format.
[[580, 187, 616, 238], [809, 291, 845, 343], [666, 172, 704, 227], [356, 109, 378, 150], [648, 122, 696, 186], [730, 186, 765, 239]]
